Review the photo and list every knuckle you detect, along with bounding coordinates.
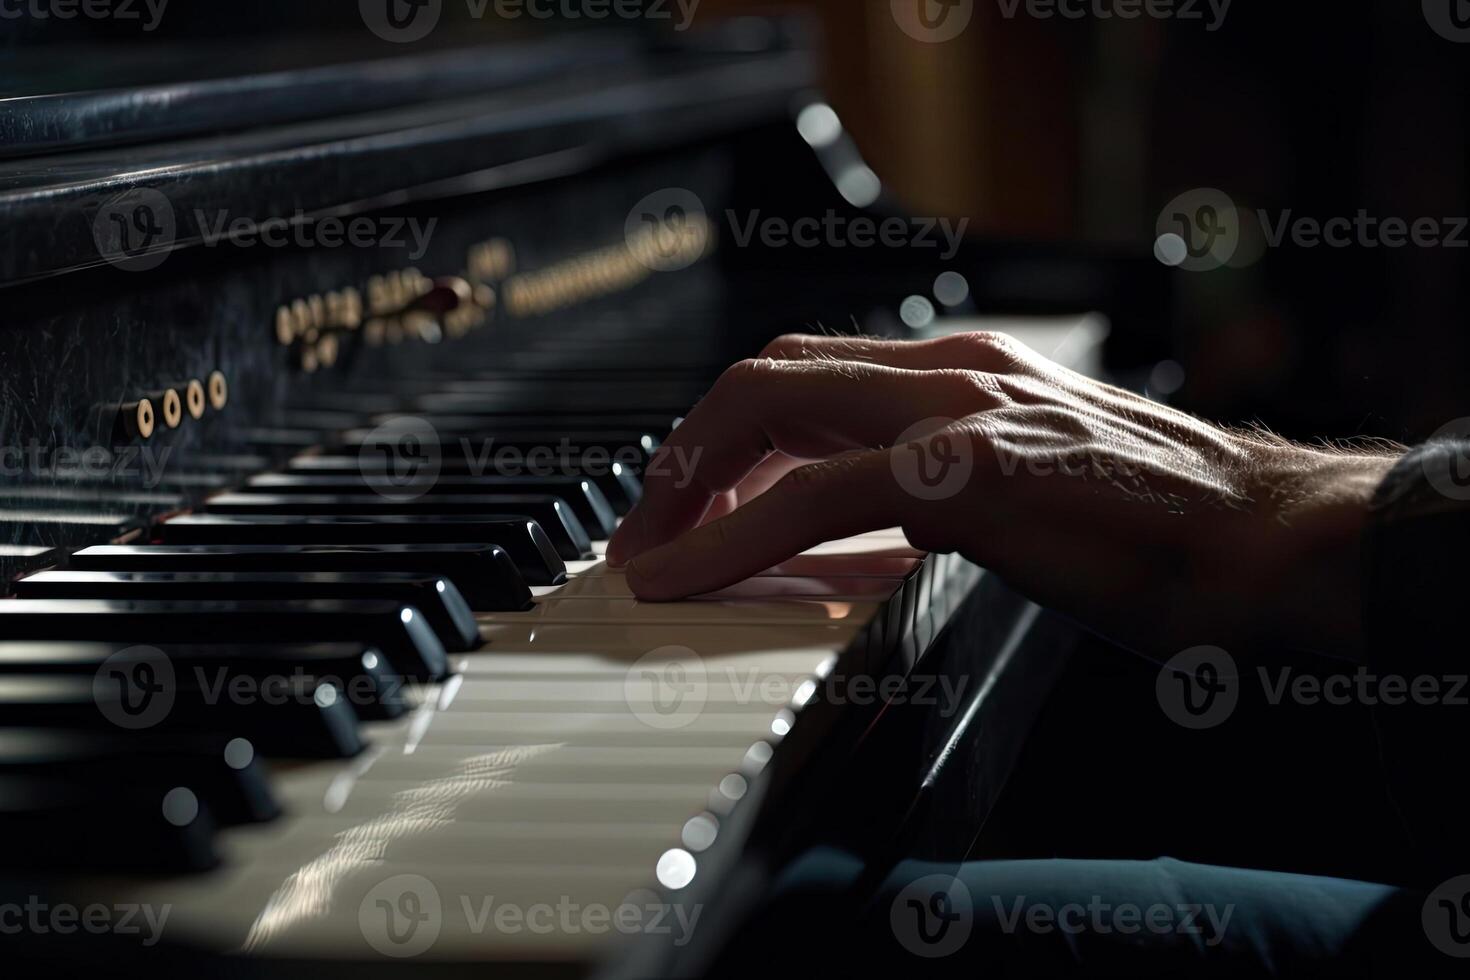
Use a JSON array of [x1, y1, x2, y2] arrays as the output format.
[[961, 330, 1025, 368], [758, 333, 811, 359], [719, 357, 773, 389]]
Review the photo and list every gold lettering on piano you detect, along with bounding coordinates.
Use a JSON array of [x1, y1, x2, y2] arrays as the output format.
[[468, 238, 515, 282], [502, 214, 710, 317], [275, 288, 364, 348]]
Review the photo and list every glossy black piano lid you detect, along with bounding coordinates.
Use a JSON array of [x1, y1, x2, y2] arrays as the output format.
[[0, 8, 817, 286]]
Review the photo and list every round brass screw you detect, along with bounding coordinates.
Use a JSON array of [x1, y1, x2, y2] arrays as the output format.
[[185, 379, 206, 419], [130, 399, 155, 440], [160, 389, 183, 429], [207, 371, 228, 410]]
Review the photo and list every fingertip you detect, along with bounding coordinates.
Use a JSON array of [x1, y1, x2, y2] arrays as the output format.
[[605, 513, 644, 567], [626, 554, 683, 602]]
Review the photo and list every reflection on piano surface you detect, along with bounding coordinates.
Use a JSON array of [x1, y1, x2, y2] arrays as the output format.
[[0, 13, 1159, 977]]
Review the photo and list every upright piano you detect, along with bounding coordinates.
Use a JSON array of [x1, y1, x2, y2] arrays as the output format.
[[0, 11, 1165, 977]]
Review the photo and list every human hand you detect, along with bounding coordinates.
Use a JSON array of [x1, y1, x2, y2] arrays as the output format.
[[607, 332, 1398, 656]]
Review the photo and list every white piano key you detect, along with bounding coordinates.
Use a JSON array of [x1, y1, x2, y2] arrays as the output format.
[[480, 597, 882, 626]]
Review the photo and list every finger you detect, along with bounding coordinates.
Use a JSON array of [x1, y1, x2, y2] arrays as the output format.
[[606, 358, 996, 565], [696, 453, 800, 525], [760, 331, 1039, 375], [730, 452, 805, 509], [626, 449, 912, 601]]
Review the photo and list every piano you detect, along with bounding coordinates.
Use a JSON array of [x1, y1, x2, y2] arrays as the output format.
[[0, 10, 1165, 977]]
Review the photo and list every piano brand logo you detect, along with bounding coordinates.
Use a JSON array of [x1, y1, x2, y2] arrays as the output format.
[[891, 0, 974, 42], [359, 874, 443, 957], [359, 416, 443, 501], [625, 646, 707, 729], [1419, 418, 1470, 502], [361, 0, 442, 42], [891, 417, 974, 502], [1154, 188, 1240, 272], [1424, 0, 1470, 42], [1424, 875, 1470, 957], [92, 646, 175, 730], [92, 187, 176, 273], [1155, 645, 1238, 730], [890, 874, 975, 957]]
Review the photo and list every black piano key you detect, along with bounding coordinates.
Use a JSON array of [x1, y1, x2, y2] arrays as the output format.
[[414, 387, 694, 416], [201, 493, 594, 557], [0, 640, 410, 721], [380, 412, 678, 433], [0, 674, 363, 759], [241, 475, 618, 538], [0, 728, 279, 825], [290, 455, 642, 515], [0, 774, 219, 872], [0, 598, 448, 681], [68, 543, 533, 610], [14, 572, 481, 654], [157, 514, 571, 580]]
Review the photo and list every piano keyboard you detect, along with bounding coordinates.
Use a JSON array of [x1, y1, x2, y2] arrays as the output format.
[[25, 535, 978, 969], [0, 372, 987, 974]]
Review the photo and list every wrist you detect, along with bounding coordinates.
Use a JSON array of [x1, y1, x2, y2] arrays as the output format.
[[1247, 450, 1399, 657]]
